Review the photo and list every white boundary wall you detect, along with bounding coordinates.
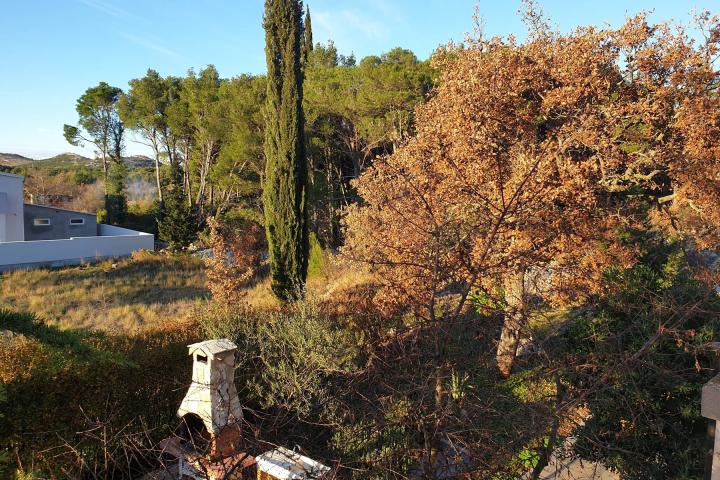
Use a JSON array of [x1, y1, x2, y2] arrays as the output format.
[[0, 224, 154, 272]]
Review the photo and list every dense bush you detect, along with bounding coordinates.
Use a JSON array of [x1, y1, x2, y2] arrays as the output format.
[[559, 243, 720, 479], [199, 300, 358, 419], [0, 309, 199, 478], [197, 298, 549, 479], [123, 201, 160, 235]]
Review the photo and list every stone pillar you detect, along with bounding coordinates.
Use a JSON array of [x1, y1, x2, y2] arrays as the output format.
[[702, 375, 720, 479]]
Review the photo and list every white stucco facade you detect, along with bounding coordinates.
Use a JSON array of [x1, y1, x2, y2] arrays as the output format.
[[0, 172, 154, 272], [0, 172, 25, 242]]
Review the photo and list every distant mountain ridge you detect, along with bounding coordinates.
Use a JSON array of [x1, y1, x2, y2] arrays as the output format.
[[0, 152, 33, 167], [0, 152, 155, 169]]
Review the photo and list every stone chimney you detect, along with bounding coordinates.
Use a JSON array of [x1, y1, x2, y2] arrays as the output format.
[[177, 339, 243, 458]]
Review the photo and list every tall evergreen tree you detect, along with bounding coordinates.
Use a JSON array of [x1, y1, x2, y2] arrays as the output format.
[[263, 0, 308, 300], [159, 161, 197, 251], [106, 162, 128, 224], [302, 5, 313, 65], [118, 69, 172, 204], [64, 82, 126, 214], [106, 120, 127, 224]]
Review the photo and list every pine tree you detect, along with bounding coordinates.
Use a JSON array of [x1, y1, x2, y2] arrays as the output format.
[[159, 161, 197, 251], [303, 5, 313, 65], [106, 161, 128, 224], [106, 120, 127, 224], [263, 0, 309, 300]]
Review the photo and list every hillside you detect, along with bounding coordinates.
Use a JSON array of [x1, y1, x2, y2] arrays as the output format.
[[32, 152, 97, 168], [0, 152, 155, 170], [0, 152, 32, 167]]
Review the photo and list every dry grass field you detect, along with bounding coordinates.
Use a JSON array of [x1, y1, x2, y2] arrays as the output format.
[[0, 248, 372, 332], [0, 251, 209, 331]]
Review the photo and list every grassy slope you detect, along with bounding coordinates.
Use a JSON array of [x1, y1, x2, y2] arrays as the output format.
[[0, 251, 208, 331], [0, 244, 370, 332], [0, 152, 32, 167]]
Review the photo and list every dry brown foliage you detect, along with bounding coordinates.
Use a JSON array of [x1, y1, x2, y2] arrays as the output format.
[[205, 216, 267, 302], [343, 11, 720, 321]]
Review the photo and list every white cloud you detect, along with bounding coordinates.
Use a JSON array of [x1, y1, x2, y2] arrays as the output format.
[[368, 0, 405, 22], [119, 33, 186, 60], [314, 8, 389, 44], [76, 0, 129, 18]]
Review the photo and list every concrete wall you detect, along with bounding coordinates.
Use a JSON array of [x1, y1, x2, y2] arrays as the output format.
[[0, 173, 25, 242], [0, 225, 154, 272], [24, 204, 97, 241]]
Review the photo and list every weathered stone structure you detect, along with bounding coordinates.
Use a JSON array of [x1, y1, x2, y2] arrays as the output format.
[[178, 339, 244, 458], [157, 338, 330, 480]]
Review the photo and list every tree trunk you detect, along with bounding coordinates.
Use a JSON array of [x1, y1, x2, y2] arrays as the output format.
[[496, 268, 527, 378], [101, 149, 109, 195], [154, 154, 164, 204], [195, 142, 214, 208], [183, 142, 193, 207]]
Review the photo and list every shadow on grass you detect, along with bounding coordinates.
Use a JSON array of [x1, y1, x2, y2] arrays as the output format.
[[0, 308, 198, 478], [0, 309, 131, 364]]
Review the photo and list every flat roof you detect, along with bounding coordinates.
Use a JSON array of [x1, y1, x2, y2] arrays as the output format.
[[24, 203, 96, 216]]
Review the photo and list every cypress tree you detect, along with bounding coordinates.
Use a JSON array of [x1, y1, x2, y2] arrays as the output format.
[[263, 0, 309, 300], [303, 6, 313, 64]]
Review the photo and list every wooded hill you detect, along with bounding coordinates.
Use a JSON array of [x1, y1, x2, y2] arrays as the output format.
[[0, 152, 155, 170]]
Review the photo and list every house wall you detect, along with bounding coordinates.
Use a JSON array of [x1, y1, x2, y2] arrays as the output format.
[[0, 225, 154, 272], [24, 204, 97, 241], [0, 173, 25, 242]]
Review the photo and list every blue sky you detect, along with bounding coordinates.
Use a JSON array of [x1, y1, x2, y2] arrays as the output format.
[[1, 0, 719, 158]]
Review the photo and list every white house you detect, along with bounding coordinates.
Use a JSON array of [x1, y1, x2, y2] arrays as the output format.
[[0, 172, 25, 242], [0, 172, 154, 272]]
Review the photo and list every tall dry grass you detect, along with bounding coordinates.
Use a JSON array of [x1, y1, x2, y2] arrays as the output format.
[[0, 251, 208, 331]]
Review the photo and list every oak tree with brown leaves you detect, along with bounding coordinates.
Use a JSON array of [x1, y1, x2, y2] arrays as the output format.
[[342, 6, 720, 474]]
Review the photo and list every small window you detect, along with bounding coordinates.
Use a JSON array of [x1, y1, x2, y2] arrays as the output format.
[[69, 218, 85, 226], [33, 218, 51, 227], [196, 354, 208, 364]]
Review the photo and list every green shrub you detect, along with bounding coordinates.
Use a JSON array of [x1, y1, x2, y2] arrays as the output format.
[[307, 232, 325, 278], [73, 168, 97, 185], [96, 208, 108, 224], [560, 242, 720, 479], [199, 300, 358, 418], [124, 201, 161, 235]]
